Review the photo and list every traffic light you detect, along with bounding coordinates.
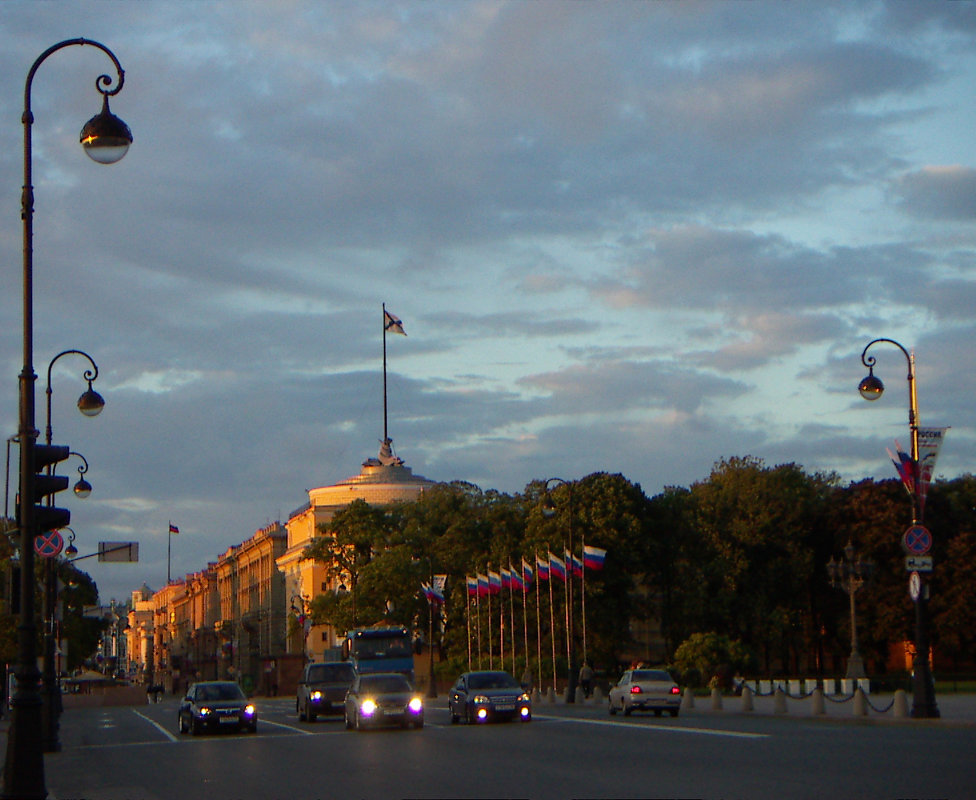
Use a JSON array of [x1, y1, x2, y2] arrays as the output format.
[[32, 443, 71, 533]]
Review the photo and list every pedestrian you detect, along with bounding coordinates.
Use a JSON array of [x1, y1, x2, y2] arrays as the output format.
[[579, 662, 594, 698]]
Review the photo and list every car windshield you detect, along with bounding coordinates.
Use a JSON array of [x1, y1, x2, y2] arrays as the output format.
[[307, 664, 355, 683], [632, 670, 673, 683], [197, 683, 245, 701], [359, 675, 411, 694], [468, 672, 519, 690]]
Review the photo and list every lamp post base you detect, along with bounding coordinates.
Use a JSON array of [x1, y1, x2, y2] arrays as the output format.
[[844, 652, 866, 680]]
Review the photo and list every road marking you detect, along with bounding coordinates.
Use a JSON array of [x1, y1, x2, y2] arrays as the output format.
[[536, 714, 768, 739], [258, 718, 314, 735], [131, 709, 179, 742]]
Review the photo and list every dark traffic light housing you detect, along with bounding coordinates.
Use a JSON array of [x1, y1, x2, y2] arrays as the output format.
[[33, 443, 71, 533]]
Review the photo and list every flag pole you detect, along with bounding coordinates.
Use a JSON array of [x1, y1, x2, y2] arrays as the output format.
[[167, 521, 172, 584], [382, 302, 389, 445], [581, 540, 587, 665]]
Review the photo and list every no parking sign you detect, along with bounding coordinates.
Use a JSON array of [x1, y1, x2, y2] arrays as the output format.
[[34, 530, 64, 558]]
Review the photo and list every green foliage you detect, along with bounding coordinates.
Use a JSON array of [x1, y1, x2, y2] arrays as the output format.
[[672, 632, 753, 688]]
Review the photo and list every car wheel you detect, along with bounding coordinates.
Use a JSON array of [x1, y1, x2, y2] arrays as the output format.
[[466, 706, 475, 724], [178, 713, 187, 734], [450, 708, 459, 724], [608, 698, 616, 716], [191, 717, 202, 736], [623, 701, 632, 716]]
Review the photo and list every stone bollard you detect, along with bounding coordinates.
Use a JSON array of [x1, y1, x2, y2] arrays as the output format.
[[680, 687, 695, 713], [532, 688, 542, 704], [575, 686, 586, 704], [774, 686, 788, 714], [853, 686, 868, 716], [710, 687, 723, 711], [592, 686, 604, 704], [811, 687, 825, 715], [741, 685, 754, 712], [893, 689, 909, 718], [546, 687, 556, 704]]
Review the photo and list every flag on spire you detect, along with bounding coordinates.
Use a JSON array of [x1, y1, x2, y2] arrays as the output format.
[[384, 308, 406, 336]]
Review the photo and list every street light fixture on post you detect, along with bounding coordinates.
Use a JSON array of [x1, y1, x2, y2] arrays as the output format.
[[858, 338, 940, 718], [542, 477, 578, 703], [41, 350, 103, 752], [5, 38, 131, 800]]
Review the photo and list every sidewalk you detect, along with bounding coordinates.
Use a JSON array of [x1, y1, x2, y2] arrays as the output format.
[[535, 687, 976, 724]]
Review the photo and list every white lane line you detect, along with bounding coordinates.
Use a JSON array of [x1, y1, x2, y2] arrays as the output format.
[[536, 714, 769, 739], [131, 709, 179, 742], [257, 718, 315, 735]]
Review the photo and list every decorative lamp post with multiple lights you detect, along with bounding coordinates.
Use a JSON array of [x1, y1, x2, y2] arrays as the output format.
[[826, 541, 873, 680], [541, 477, 578, 703], [858, 338, 939, 718], [4, 39, 131, 800]]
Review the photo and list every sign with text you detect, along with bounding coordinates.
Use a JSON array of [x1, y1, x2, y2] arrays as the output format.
[[98, 541, 139, 563]]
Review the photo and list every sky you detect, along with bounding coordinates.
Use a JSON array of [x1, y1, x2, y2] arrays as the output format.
[[1, 1, 974, 606]]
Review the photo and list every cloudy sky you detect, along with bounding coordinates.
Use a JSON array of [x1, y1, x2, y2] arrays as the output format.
[[1, 1, 974, 605]]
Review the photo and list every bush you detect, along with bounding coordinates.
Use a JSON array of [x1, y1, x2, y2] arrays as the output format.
[[672, 632, 753, 690]]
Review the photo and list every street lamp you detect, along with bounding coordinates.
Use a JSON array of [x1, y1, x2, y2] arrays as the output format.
[[5, 38, 131, 800], [542, 477, 578, 703], [858, 338, 940, 718], [40, 349, 104, 753], [827, 541, 873, 680]]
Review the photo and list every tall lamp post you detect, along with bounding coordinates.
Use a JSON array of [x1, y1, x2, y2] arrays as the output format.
[[42, 350, 103, 752], [826, 541, 873, 680], [858, 338, 940, 718], [541, 477, 577, 703], [5, 39, 131, 800]]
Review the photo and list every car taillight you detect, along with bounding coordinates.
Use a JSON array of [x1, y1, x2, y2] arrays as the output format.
[[630, 686, 642, 694], [671, 686, 680, 695]]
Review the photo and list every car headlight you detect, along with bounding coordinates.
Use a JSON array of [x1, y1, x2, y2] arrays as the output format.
[[473, 695, 490, 704], [243, 704, 256, 716], [199, 706, 212, 716], [408, 697, 423, 713], [360, 699, 377, 716], [310, 690, 322, 701], [519, 693, 530, 703]]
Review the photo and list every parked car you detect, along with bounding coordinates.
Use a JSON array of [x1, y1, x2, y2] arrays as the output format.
[[297, 661, 356, 721], [178, 681, 257, 734], [608, 668, 681, 717], [449, 670, 532, 724], [343, 672, 424, 731]]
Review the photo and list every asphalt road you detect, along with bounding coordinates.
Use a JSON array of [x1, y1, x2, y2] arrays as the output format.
[[8, 693, 976, 800]]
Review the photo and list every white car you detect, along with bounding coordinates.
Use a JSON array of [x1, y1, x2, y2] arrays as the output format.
[[608, 669, 681, 717]]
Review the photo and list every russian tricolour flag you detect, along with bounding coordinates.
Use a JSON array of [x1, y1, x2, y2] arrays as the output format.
[[583, 545, 607, 571]]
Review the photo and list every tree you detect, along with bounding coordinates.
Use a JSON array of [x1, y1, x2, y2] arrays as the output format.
[[689, 457, 837, 674], [304, 499, 401, 631]]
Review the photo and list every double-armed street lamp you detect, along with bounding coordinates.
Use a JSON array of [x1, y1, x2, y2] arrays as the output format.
[[542, 477, 578, 703], [5, 39, 131, 800], [858, 338, 940, 718]]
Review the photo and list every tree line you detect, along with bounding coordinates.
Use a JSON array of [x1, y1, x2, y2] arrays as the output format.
[[302, 456, 976, 683]]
